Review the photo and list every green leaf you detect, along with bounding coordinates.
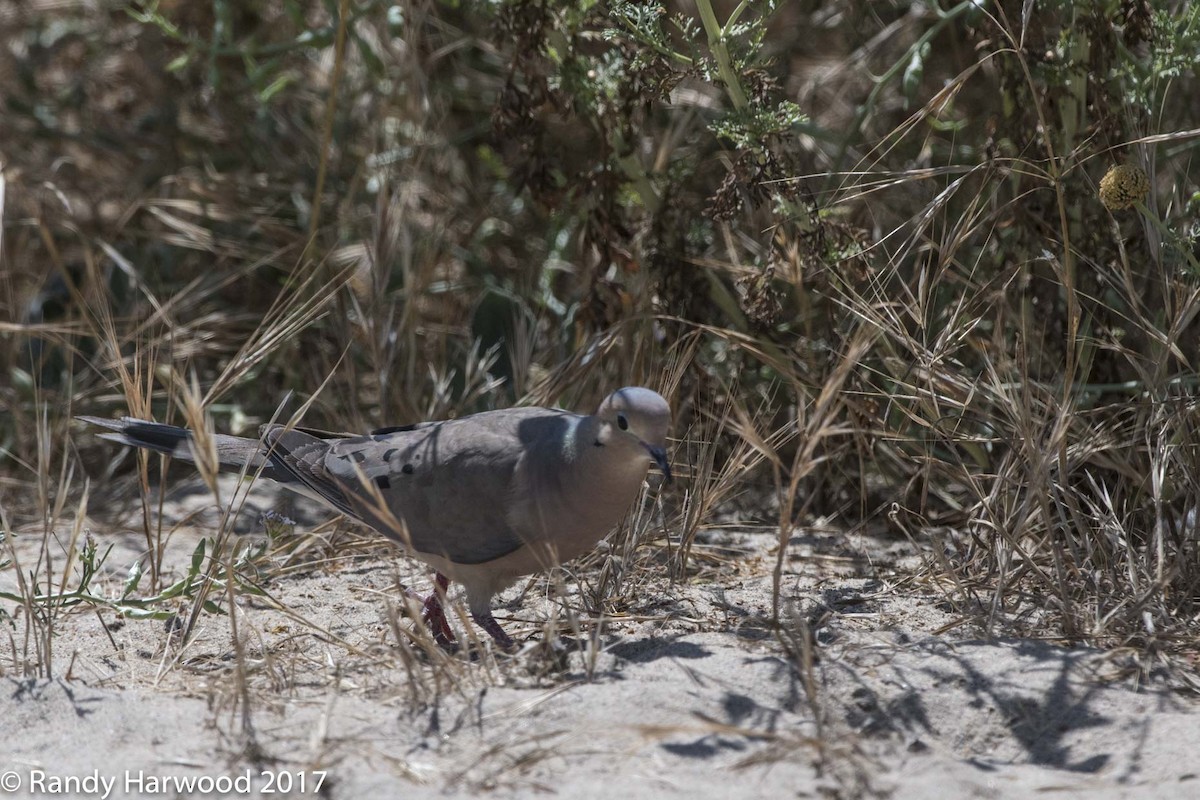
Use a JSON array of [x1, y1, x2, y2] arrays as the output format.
[[190, 539, 207, 575], [122, 560, 143, 599]]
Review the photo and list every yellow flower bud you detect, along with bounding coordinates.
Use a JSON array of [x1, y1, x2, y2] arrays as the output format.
[[1099, 163, 1150, 211]]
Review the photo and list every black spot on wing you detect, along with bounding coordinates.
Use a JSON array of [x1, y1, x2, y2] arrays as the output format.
[[401, 463, 414, 475], [372, 423, 420, 436], [375, 475, 391, 490]]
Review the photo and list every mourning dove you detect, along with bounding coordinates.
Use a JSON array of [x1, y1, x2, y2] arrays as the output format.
[[80, 387, 672, 649]]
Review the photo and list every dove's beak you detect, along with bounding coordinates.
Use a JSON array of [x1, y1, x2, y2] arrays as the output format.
[[644, 444, 672, 484]]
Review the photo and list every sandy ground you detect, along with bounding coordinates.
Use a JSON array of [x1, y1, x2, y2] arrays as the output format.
[[2, 475, 1198, 799]]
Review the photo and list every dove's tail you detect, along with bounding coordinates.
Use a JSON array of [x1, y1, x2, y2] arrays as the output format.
[[77, 416, 288, 482]]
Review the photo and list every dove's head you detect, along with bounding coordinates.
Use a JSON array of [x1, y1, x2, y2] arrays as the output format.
[[595, 387, 672, 483]]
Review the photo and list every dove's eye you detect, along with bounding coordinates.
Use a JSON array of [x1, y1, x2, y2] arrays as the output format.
[[617, 414, 629, 431]]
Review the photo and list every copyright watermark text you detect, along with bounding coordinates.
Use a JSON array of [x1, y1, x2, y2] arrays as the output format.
[[0, 768, 327, 797]]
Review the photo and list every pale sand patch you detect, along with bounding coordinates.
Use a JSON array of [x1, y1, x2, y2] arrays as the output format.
[[2, 475, 1196, 799]]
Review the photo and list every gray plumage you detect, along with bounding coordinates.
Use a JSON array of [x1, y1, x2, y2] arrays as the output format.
[[79, 387, 672, 649]]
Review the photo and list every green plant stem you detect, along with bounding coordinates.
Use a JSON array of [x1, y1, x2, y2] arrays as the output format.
[[613, 15, 693, 66], [694, 0, 748, 110]]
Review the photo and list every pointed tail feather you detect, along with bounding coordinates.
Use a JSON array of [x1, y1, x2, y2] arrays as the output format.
[[77, 416, 293, 484]]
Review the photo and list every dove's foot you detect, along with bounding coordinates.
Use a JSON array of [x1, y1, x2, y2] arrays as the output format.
[[408, 573, 513, 652], [471, 611, 516, 651]]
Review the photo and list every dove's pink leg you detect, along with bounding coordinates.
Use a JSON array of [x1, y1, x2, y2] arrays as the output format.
[[411, 573, 514, 651], [419, 573, 456, 649]]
